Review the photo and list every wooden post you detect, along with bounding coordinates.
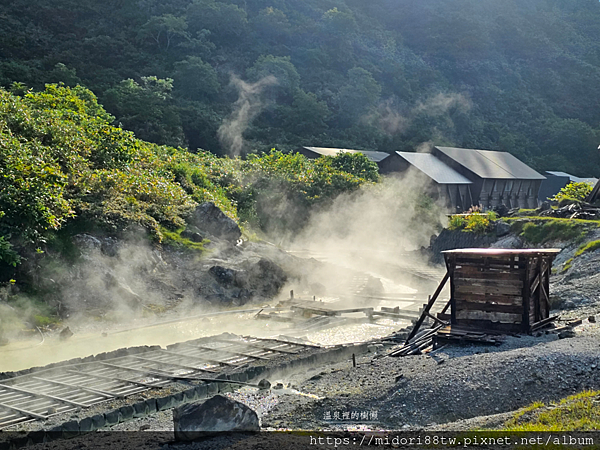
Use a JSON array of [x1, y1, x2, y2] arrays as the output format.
[[522, 258, 531, 333], [404, 271, 450, 345]]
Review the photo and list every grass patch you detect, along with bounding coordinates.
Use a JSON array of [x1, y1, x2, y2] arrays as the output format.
[[517, 220, 588, 244], [574, 240, 600, 257], [562, 258, 573, 273], [502, 391, 600, 431], [159, 226, 208, 254]]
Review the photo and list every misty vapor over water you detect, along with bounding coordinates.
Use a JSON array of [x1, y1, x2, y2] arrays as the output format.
[[218, 74, 278, 155], [288, 174, 447, 290]]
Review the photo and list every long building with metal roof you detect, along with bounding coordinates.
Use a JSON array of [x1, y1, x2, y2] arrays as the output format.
[[392, 146, 545, 210], [295, 146, 396, 172], [431, 146, 545, 209], [395, 152, 474, 212]]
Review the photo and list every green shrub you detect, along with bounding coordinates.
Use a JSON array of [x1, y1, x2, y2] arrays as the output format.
[[0, 236, 21, 267], [464, 213, 491, 233], [448, 215, 466, 230], [550, 181, 593, 204]]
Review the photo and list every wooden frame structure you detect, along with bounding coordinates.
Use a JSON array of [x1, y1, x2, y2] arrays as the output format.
[[440, 248, 560, 333], [405, 248, 560, 345]]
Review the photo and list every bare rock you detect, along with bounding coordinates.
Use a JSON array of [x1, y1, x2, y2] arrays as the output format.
[[173, 395, 259, 441], [59, 327, 73, 341], [494, 221, 511, 237], [189, 202, 241, 243]]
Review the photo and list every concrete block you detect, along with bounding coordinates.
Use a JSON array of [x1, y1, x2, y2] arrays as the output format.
[[119, 405, 134, 421], [91, 414, 105, 430], [156, 396, 173, 411], [104, 409, 122, 426], [9, 435, 28, 449], [173, 392, 184, 405], [27, 430, 45, 444], [62, 420, 80, 439], [194, 384, 207, 399], [145, 398, 157, 414], [206, 383, 218, 395], [183, 388, 197, 402], [245, 367, 257, 380], [218, 382, 233, 394], [46, 426, 63, 441], [78, 417, 94, 433], [133, 401, 149, 418]]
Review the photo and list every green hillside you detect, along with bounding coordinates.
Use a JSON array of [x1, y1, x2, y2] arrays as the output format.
[[0, 84, 377, 279], [0, 0, 598, 175]]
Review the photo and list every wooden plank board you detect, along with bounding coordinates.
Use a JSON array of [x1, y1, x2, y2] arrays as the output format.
[[455, 284, 522, 296], [456, 293, 522, 306], [453, 318, 522, 333], [455, 300, 522, 314], [290, 305, 373, 316], [456, 310, 522, 323], [454, 278, 523, 288], [454, 269, 522, 280]]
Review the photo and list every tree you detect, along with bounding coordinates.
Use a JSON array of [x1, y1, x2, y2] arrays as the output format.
[[336, 67, 381, 126], [246, 55, 300, 101], [173, 56, 219, 101], [283, 89, 331, 135], [137, 14, 189, 51], [103, 77, 186, 147]]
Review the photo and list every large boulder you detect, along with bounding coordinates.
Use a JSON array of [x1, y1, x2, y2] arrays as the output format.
[[189, 202, 241, 243], [173, 395, 259, 441], [208, 259, 287, 299]]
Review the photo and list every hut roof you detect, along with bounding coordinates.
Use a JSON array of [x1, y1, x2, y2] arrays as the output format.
[[442, 248, 561, 256], [545, 171, 598, 185], [301, 147, 390, 163], [395, 152, 472, 185], [435, 147, 546, 180]]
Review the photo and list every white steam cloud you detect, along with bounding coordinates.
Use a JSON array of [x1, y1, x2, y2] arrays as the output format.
[[287, 174, 448, 297], [369, 92, 472, 136], [218, 74, 278, 156]]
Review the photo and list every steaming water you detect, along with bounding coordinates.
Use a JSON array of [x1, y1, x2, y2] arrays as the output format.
[[0, 300, 413, 373]]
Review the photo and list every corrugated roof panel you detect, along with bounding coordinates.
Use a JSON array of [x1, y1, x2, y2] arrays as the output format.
[[436, 147, 545, 180], [396, 152, 472, 184], [303, 147, 390, 163], [546, 171, 598, 184], [478, 150, 546, 180]]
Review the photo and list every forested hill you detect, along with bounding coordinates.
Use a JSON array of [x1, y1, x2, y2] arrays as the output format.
[[1, 0, 599, 175]]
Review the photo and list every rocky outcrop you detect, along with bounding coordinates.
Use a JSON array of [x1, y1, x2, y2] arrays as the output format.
[[207, 258, 288, 304], [430, 229, 497, 263], [173, 394, 259, 441], [188, 202, 241, 243]]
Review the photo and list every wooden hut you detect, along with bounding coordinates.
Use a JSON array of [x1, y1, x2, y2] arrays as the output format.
[[439, 248, 560, 333]]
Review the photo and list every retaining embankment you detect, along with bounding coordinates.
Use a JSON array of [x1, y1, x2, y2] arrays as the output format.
[[0, 341, 373, 449]]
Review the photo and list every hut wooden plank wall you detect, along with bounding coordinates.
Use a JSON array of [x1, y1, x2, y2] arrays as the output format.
[[441, 248, 560, 333]]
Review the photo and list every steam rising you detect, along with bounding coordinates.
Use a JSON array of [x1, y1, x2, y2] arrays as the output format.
[[370, 92, 472, 136], [287, 174, 448, 296], [218, 74, 278, 155]]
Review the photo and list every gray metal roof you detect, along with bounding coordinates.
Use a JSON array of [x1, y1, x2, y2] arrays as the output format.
[[395, 152, 472, 184], [545, 171, 598, 184], [435, 147, 546, 180], [302, 147, 390, 163]]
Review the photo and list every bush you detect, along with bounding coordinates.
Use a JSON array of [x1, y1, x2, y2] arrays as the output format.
[[464, 213, 491, 233], [550, 181, 593, 204], [448, 215, 466, 230]]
